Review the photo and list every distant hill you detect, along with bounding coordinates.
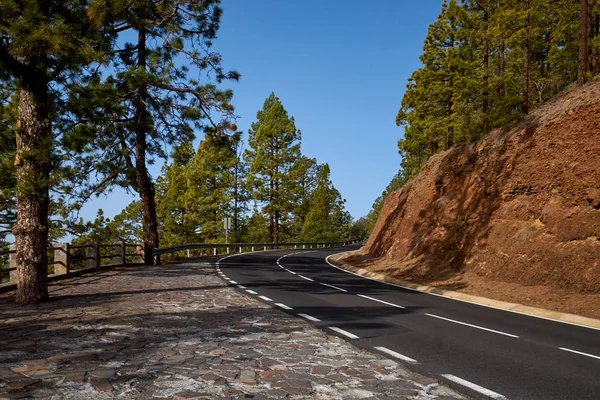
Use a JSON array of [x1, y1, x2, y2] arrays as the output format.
[[342, 80, 600, 319]]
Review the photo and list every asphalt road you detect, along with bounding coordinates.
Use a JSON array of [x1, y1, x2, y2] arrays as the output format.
[[215, 246, 600, 400]]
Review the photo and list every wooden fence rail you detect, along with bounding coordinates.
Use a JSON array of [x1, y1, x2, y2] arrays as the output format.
[[0, 242, 145, 284]]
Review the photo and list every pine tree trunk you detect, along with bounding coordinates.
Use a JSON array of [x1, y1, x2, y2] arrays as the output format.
[[497, 40, 505, 96], [135, 25, 159, 264], [14, 86, 50, 304], [274, 176, 280, 244], [579, 0, 590, 84]]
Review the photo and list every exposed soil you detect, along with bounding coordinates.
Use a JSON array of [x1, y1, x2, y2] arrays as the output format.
[[343, 79, 600, 320]]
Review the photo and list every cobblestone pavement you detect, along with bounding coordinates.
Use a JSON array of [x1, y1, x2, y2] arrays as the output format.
[[0, 259, 466, 399]]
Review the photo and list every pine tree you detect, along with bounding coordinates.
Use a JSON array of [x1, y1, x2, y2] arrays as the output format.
[[73, 0, 239, 262], [185, 130, 241, 242], [244, 93, 302, 243], [0, 0, 106, 303], [155, 141, 195, 246], [301, 164, 350, 242], [288, 155, 319, 238]]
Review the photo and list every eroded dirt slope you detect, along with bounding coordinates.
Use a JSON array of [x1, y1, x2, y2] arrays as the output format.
[[344, 80, 600, 318]]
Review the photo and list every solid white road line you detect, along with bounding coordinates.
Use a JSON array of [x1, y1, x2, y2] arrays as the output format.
[[329, 327, 359, 339], [324, 254, 600, 332], [426, 313, 519, 338], [246, 290, 258, 295], [358, 294, 406, 309], [289, 271, 297, 275], [258, 295, 273, 302], [298, 275, 314, 282], [298, 313, 321, 322], [374, 346, 417, 364], [559, 347, 600, 360], [275, 303, 293, 310], [237, 285, 246, 289], [319, 282, 348, 292], [441, 374, 507, 400]]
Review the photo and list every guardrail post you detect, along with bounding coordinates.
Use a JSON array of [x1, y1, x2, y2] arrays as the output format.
[[227, 247, 230, 254], [187, 249, 190, 258], [251, 246, 254, 252], [87, 242, 100, 269], [264, 245, 266, 251], [54, 243, 69, 275], [9, 244, 17, 283], [239, 246, 242, 253], [213, 247, 217, 256]]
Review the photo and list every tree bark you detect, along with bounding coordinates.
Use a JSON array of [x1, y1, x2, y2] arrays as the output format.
[[135, 25, 159, 264], [579, 0, 590, 84], [14, 86, 51, 304]]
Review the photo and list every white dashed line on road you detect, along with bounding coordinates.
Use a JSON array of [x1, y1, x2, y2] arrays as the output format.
[[426, 313, 519, 338], [329, 327, 359, 339], [229, 280, 237, 284], [298, 313, 321, 322], [275, 303, 293, 310], [559, 347, 600, 360], [374, 346, 417, 364], [236, 285, 246, 289], [258, 295, 273, 302], [358, 294, 405, 309], [319, 282, 348, 292], [246, 290, 258, 295], [441, 374, 507, 400]]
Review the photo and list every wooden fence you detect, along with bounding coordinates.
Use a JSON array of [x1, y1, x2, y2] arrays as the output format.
[[0, 242, 145, 285]]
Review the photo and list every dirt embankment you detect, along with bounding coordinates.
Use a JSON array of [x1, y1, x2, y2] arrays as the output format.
[[342, 80, 600, 319]]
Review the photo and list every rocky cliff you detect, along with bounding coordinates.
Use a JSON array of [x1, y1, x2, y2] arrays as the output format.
[[348, 80, 600, 318]]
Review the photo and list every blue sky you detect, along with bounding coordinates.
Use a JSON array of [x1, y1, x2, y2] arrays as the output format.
[[81, 0, 443, 222]]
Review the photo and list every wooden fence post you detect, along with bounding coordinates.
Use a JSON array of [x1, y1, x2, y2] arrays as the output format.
[[135, 243, 144, 263], [53, 243, 69, 275], [115, 241, 126, 265], [87, 242, 100, 269]]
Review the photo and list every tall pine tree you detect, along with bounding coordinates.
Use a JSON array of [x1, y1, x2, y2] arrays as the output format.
[[301, 164, 350, 242], [73, 0, 239, 261], [1, 0, 106, 303], [244, 93, 301, 243]]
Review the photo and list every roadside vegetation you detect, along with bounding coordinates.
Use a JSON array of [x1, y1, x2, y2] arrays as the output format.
[[366, 0, 600, 233]]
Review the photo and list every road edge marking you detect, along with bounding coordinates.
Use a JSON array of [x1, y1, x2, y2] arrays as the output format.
[[298, 313, 321, 322], [374, 346, 417, 364], [441, 374, 507, 400], [324, 254, 600, 332], [329, 327, 359, 339]]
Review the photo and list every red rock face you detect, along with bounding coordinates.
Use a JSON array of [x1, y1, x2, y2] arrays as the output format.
[[364, 81, 600, 295]]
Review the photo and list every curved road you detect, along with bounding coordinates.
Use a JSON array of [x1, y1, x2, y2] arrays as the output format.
[[215, 246, 600, 400]]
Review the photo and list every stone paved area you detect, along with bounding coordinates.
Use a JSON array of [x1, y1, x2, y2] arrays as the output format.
[[0, 259, 466, 399]]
